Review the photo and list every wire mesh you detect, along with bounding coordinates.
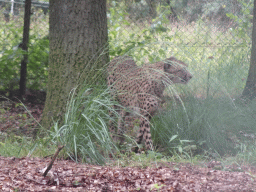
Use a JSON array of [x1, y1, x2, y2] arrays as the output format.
[[0, 0, 49, 92]]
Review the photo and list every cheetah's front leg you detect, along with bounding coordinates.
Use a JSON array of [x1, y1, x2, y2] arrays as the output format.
[[135, 96, 159, 152]]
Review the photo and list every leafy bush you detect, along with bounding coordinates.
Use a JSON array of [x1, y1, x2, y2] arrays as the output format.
[[0, 22, 24, 91], [0, 10, 49, 91], [226, 0, 253, 39], [108, 1, 171, 62], [0, 34, 49, 91], [27, 35, 49, 90], [165, 0, 253, 25]]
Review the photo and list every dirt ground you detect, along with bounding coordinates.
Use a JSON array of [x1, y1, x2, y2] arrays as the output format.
[[0, 156, 256, 191]]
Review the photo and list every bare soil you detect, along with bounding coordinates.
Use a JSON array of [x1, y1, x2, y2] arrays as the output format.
[[0, 156, 256, 191]]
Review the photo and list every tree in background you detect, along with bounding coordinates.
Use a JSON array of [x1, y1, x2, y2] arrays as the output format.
[[242, 0, 256, 99], [41, 0, 109, 129]]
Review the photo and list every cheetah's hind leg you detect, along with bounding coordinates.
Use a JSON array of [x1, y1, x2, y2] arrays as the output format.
[[134, 114, 154, 153]]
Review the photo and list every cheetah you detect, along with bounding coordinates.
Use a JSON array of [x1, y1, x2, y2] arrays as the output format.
[[107, 56, 192, 151]]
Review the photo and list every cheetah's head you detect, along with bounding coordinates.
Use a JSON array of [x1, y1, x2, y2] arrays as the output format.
[[163, 57, 192, 84]]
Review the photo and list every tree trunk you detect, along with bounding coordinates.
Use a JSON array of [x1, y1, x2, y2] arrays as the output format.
[[41, 0, 109, 130], [242, 0, 256, 99], [19, 0, 31, 96]]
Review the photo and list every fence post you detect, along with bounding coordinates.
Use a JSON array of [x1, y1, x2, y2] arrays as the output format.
[[19, 0, 31, 97]]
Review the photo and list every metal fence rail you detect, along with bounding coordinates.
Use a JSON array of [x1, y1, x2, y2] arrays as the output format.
[[0, 0, 48, 15]]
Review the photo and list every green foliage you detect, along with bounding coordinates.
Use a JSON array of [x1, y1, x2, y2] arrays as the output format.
[[151, 183, 165, 191], [226, 0, 253, 40], [165, 0, 253, 24], [0, 22, 24, 90], [0, 34, 49, 91], [0, 10, 49, 91], [126, 0, 152, 20], [1, 1, 252, 92], [0, 132, 55, 158], [27, 35, 49, 90], [108, 0, 158, 21], [108, 0, 171, 62], [201, 0, 248, 21]]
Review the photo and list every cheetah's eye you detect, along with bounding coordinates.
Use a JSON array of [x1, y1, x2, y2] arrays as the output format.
[[164, 63, 172, 70]]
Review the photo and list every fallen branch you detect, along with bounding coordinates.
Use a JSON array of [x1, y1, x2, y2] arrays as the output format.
[[43, 145, 65, 177]]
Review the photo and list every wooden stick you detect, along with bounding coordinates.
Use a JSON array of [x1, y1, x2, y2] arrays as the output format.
[[43, 145, 65, 177]]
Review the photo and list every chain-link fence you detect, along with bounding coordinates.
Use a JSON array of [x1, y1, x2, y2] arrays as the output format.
[[0, 0, 49, 96]]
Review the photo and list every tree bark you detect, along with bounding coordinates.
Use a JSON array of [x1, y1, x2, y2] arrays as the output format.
[[41, 0, 109, 130], [242, 0, 256, 99], [19, 0, 31, 96]]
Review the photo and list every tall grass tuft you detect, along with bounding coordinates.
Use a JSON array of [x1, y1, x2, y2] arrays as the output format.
[[50, 84, 119, 165], [152, 85, 256, 156]]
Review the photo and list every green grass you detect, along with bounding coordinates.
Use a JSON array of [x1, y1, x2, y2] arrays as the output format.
[[151, 87, 256, 156], [0, 132, 55, 158]]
